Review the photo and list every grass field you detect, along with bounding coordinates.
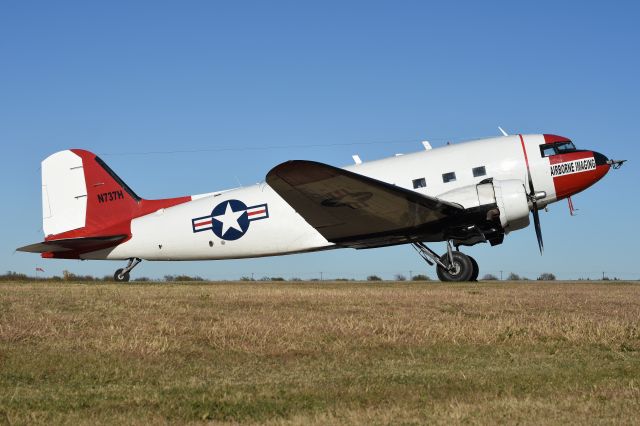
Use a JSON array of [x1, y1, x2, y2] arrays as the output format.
[[0, 281, 639, 425]]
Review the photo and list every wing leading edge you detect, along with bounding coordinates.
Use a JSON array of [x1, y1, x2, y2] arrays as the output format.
[[266, 160, 464, 248]]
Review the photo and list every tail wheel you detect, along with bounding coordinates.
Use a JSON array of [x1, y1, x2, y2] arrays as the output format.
[[114, 268, 130, 283], [436, 252, 474, 282], [469, 256, 479, 282]]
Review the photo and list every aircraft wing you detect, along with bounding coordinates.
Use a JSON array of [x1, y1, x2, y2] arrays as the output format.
[[17, 235, 128, 254], [266, 160, 465, 248]]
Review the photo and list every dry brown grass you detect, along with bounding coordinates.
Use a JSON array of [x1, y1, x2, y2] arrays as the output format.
[[1, 281, 639, 424]]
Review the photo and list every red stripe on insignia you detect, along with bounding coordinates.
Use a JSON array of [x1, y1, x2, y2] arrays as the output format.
[[247, 209, 265, 216], [195, 220, 212, 226]]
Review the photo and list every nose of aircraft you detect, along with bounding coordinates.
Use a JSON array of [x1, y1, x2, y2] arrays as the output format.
[[593, 151, 610, 168], [551, 150, 612, 200]]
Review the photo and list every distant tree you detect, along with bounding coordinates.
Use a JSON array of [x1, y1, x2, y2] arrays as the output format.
[[289, 277, 302, 281], [240, 276, 255, 281], [0, 271, 30, 281], [367, 275, 383, 281], [334, 278, 350, 281], [411, 274, 430, 281], [133, 277, 151, 282], [270, 277, 285, 281], [166, 275, 204, 282], [259, 276, 271, 281], [482, 273, 499, 281], [62, 270, 97, 281], [507, 272, 521, 281], [395, 274, 406, 281], [537, 272, 556, 281]]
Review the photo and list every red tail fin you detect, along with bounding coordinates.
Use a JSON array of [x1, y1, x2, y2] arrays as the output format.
[[44, 149, 191, 242]]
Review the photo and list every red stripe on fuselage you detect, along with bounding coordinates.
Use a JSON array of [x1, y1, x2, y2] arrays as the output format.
[[247, 209, 266, 216], [518, 134, 531, 169], [518, 134, 534, 190]]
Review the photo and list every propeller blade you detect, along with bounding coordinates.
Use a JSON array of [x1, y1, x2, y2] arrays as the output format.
[[532, 204, 544, 254], [526, 168, 535, 196], [518, 134, 544, 254], [526, 169, 543, 253]]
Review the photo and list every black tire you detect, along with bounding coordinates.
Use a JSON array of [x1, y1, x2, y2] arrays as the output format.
[[436, 252, 474, 282], [114, 268, 130, 283], [469, 256, 479, 282]]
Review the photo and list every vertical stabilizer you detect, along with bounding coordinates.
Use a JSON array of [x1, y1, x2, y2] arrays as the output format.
[[40, 149, 191, 242]]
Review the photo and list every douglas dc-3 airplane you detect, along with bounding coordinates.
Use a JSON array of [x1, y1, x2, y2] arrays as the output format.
[[18, 133, 624, 281]]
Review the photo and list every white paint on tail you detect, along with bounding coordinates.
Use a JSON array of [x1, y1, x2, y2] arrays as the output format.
[[41, 150, 88, 236]]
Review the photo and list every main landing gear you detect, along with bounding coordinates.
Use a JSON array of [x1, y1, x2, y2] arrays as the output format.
[[113, 258, 141, 283], [411, 242, 479, 282]]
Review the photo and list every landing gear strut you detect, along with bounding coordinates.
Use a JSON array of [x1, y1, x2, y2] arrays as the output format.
[[113, 258, 141, 283], [411, 242, 478, 282]]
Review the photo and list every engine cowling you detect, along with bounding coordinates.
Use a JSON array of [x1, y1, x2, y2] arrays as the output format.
[[438, 179, 530, 235], [491, 179, 530, 233]]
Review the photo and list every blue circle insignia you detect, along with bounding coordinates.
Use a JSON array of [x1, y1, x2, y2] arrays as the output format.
[[210, 199, 250, 240]]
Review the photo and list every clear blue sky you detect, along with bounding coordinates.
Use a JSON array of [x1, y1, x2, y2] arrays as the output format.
[[2, 1, 638, 280]]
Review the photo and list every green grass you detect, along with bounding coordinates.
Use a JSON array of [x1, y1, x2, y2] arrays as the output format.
[[1, 281, 639, 424]]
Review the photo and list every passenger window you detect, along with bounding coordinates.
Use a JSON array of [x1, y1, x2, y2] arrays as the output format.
[[412, 178, 426, 189], [442, 172, 456, 183], [472, 166, 486, 177]]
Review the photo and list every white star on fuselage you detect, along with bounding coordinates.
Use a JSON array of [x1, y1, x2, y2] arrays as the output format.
[[213, 202, 245, 237]]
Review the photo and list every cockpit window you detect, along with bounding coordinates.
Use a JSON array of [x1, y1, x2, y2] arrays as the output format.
[[539, 141, 577, 157], [540, 145, 556, 157], [555, 141, 576, 152]]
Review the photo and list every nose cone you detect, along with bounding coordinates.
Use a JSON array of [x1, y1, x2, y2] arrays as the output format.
[[593, 151, 609, 167], [550, 151, 610, 199]]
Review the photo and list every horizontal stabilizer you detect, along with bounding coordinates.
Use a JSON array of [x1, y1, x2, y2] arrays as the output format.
[[17, 235, 127, 254]]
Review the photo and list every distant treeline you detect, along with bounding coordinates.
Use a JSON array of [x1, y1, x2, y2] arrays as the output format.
[[0, 271, 207, 282], [0, 270, 631, 283]]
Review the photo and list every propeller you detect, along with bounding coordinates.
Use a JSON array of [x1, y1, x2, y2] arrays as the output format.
[[524, 153, 544, 254], [531, 200, 544, 253], [519, 135, 544, 254]]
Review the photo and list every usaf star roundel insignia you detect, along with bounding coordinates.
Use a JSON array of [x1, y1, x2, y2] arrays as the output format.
[[191, 199, 269, 240]]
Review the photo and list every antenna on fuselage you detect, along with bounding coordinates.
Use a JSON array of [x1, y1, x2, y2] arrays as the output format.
[[498, 126, 509, 136], [421, 140, 432, 150], [352, 155, 362, 165]]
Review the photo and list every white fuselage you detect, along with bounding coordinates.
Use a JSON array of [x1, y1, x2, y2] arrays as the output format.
[[86, 135, 556, 261]]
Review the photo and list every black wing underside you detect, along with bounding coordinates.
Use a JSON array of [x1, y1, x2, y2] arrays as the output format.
[[266, 160, 465, 248]]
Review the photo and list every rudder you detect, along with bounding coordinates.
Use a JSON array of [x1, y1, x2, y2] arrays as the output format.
[[42, 150, 89, 236]]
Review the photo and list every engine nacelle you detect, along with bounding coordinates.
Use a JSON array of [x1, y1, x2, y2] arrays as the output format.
[[491, 179, 530, 233], [438, 179, 530, 235]]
